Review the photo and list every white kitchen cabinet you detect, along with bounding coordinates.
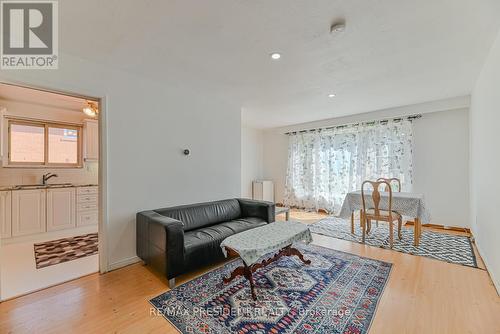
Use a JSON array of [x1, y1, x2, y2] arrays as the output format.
[[12, 189, 46, 237], [0, 191, 12, 238], [77, 186, 98, 226], [77, 211, 98, 227], [77, 186, 98, 195], [47, 188, 76, 231], [84, 119, 99, 161]]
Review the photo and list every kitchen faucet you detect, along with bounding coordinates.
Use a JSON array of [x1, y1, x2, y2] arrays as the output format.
[[42, 173, 58, 185]]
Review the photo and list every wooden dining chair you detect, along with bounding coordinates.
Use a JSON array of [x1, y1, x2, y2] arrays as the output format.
[[373, 178, 402, 228], [376, 177, 401, 192], [361, 180, 403, 248]]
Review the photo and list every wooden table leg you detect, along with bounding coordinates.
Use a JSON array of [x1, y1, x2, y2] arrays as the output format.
[[243, 265, 257, 300], [287, 246, 312, 265], [361, 210, 366, 243], [351, 211, 355, 233], [414, 217, 421, 246], [223, 266, 245, 284], [223, 245, 311, 301], [224, 263, 257, 300], [418, 218, 421, 244]]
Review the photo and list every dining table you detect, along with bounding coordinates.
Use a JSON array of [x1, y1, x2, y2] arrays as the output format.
[[338, 190, 431, 246]]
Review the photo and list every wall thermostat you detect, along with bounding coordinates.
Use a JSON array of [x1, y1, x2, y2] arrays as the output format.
[[183, 149, 190, 156]]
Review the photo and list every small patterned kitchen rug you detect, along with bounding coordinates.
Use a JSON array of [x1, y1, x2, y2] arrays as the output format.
[[34, 233, 98, 269]]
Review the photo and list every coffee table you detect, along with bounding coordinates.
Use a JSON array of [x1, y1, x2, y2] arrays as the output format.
[[220, 221, 312, 300]]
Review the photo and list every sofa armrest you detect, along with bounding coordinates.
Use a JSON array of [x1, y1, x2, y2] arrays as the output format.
[[237, 198, 275, 223], [136, 210, 185, 279]]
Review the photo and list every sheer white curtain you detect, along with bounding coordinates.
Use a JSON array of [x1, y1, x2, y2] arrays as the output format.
[[284, 119, 414, 213]]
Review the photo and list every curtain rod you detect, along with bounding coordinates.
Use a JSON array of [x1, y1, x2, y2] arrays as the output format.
[[284, 114, 422, 135]]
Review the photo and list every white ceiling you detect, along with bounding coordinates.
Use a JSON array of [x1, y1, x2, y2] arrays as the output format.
[[58, 0, 500, 128]]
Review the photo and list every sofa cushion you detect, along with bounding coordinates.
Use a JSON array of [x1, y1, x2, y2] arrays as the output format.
[[183, 218, 267, 267], [154, 199, 242, 231]]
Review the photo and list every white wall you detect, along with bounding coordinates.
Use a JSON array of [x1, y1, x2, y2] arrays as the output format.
[[262, 98, 471, 227], [470, 30, 500, 292], [412, 109, 469, 227], [0, 53, 241, 269], [262, 130, 288, 204], [241, 126, 263, 198]]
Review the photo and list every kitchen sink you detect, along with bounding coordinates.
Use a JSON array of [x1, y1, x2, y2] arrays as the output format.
[[46, 183, 73, 187], [11, 184, 44, 189], [12, 183, 74, 190]]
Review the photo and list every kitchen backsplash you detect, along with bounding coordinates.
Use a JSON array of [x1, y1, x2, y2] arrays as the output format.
[[0, 162, 98, 186]]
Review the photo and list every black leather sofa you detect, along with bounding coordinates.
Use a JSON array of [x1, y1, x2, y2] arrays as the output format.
[[136, 198, 275, 287]]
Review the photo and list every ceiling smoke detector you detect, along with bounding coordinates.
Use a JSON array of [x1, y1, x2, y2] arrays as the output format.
[[330, 22, 346, 34]]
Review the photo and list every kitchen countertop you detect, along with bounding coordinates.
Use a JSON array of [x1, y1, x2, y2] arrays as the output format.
[[0, 184, 98, 191]]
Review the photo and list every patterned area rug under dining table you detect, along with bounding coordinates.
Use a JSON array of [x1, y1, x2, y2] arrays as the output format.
[[310, 217, 477, 268], [150, 244, 392, 334]]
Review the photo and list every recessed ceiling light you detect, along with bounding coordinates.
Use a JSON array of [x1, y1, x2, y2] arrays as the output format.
[[328, 93, 336, 98], [270, 52, 281, 60]]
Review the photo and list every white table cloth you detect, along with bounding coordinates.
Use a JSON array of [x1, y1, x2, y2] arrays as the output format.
[[338, 190, 431, 224], [220, 221, 312, 266]]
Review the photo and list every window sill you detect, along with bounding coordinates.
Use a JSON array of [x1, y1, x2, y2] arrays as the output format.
[[2, 164, 83, 169]]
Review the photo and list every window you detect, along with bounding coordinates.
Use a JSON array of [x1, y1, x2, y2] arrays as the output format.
[[8, 119, 82, 167], [48, 126, 79, 164], [283, 119, 414, 212], [9, 123, 45, 164]]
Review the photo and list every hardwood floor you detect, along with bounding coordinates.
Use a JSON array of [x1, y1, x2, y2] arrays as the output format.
[[1, 212, 499, 334]]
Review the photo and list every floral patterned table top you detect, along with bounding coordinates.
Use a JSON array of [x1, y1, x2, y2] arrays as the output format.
[[338, 190, 431, 224], [220, 221, 312, 266]]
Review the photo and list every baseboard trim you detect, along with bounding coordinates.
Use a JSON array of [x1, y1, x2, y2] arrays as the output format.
[[107, 256, 141, 271], [405, 221, 471, 234], [0, 271, 98, 302], [472, 238, 500, 296], [275, 204, 331, 215]]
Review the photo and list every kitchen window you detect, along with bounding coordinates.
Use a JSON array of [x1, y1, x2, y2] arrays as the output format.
[[7, 119, 82, 167]]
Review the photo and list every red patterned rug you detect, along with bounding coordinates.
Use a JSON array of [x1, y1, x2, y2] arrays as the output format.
[[150, 244, 392, 334], [34, 233, 98, 269]]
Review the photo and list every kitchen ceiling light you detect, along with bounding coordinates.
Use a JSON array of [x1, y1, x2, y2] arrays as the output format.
[[270, 52, 281, 60], [83, 101, 98, 117], [328, 93, 336, 98]]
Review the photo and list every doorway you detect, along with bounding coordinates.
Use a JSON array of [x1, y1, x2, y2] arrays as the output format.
[[0, 82, 105, 301]]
